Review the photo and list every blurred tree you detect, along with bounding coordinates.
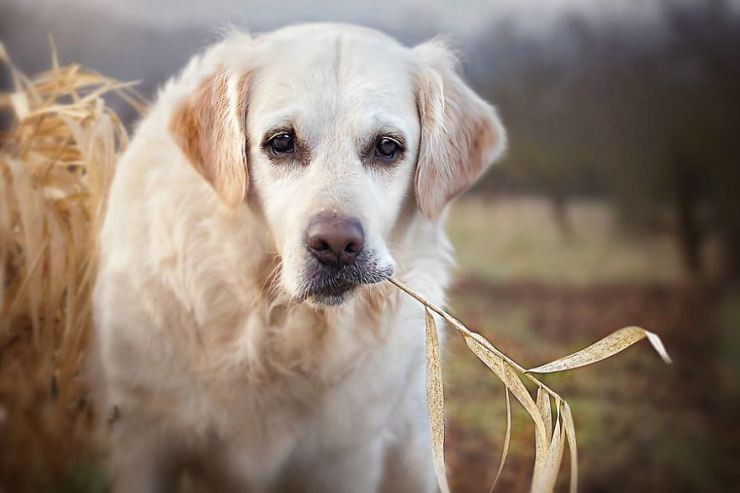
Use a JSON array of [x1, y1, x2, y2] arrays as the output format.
[[471, 1, 740, 279], [664, 0, 740, 279]]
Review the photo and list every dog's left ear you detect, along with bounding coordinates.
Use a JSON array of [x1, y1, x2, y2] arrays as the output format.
[[413, 40, 507, 220], [170, 69, 249, 207]]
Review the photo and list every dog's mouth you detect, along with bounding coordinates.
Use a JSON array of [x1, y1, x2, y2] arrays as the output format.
[[296, 253, 393, 306]]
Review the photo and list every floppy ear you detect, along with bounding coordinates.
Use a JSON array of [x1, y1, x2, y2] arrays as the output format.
[[413, 41, 507, 220], [170, 70, 249, 207]]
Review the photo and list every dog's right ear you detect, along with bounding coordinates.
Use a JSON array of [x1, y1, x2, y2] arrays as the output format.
[[413, 40, 507, 220], [170, 70, 249, 207]]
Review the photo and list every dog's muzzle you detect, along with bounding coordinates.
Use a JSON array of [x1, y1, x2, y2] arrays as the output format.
[[300, 213, 392, 305]]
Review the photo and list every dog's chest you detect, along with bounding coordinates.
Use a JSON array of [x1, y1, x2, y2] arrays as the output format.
[[158, 300, 421, 452]]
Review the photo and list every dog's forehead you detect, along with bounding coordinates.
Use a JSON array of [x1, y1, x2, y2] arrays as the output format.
[[248, 26, 417, 124], [257, 24, 410, 66]]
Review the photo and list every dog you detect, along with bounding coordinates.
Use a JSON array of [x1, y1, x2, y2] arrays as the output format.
[[93, 23, 506, 492]]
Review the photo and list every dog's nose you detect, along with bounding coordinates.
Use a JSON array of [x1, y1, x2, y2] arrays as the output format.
[[306, 214, 365, 267]]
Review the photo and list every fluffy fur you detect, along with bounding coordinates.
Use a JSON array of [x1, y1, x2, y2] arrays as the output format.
[[93, 23, 505, 493]]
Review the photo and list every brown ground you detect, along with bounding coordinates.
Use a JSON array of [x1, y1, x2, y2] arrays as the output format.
[[443, 275, 739, 493]]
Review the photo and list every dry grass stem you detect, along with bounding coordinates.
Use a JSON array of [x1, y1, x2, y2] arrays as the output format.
[[388, 277, 670, 493]]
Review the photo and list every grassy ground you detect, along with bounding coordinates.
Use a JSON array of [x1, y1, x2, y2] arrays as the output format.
[[443, 197, 740, 492]]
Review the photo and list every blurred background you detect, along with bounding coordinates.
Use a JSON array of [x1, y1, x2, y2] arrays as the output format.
[[1, 0, 739, 491]]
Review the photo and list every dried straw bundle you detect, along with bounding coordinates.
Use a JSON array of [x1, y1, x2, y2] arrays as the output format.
[[0, 42, 142, 486], [0, 44, 670, 492]]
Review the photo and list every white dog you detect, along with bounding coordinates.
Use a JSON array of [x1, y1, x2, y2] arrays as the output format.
[[93, 23, 505, 493]]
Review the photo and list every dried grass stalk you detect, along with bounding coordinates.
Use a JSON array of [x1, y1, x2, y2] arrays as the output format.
[[425, 307, 451, 493], [388, 277, 670, 493], [0, 42, 142, 486]]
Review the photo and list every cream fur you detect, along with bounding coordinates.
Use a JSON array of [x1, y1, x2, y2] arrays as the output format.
[[93, 23, 505, 493]]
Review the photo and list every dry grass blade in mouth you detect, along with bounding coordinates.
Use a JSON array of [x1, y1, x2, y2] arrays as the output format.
[[526, 325, 672, 374], [0, 41, 142, 486], [388, 277, 671, 493], [488, 387, 510, 493], [425, 307, 451, 493]]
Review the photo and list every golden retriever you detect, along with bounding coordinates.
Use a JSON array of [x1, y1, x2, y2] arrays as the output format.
[[93, 23, 506, 492]]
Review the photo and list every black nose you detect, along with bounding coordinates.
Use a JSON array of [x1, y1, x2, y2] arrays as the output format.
[[306, 214, 365, 267]]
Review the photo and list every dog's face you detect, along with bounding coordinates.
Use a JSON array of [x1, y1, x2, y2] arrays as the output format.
[[171, 25, 506, 306], [246, 28, 420, 305]]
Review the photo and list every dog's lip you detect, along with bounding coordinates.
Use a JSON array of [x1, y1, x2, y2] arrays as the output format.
[[311, 278, 357, 296], [297, 264, 393, 304], [293, 281, 356, 306]]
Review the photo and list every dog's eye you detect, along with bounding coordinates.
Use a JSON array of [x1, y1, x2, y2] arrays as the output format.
[[267, 132, 295, 156], [374, 137, 402, 161]]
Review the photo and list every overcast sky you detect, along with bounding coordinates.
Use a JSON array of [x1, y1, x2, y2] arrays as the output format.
[[13, 0, 670, 36], [2, 0, 734, 114]]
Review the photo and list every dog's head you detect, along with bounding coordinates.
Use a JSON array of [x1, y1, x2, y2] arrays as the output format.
[[170, 25, 506, 306]]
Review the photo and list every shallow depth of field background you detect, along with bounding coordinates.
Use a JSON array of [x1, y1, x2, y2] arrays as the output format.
[[2, 0, 740, 491]]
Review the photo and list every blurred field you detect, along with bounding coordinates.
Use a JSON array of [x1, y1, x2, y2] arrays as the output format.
[[443, 197, 740, 492], [447, 197, 693, 285]]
